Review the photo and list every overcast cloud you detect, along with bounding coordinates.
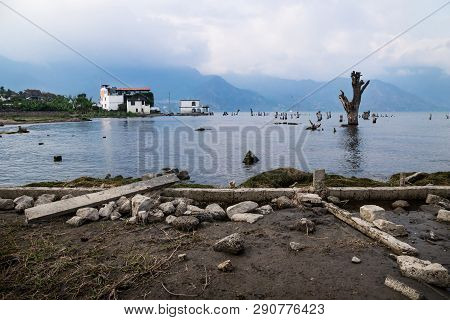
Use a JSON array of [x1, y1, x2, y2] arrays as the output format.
[[0, 0, 449, 80]]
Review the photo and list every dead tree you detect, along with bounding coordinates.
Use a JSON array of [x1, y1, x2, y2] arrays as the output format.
[[338, 71, 370, 125], [306, 120, 321, 131]]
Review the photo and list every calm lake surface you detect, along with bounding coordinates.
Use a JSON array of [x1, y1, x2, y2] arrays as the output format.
[[0, 112, 449, 186]]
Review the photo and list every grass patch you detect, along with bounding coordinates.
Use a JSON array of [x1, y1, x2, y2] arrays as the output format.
[[172, 183, 216, 189], [325, 174, 387, 187], [388, 171, 450, 186], [240, 168, 313, 188], [24, 176, 140, 188]]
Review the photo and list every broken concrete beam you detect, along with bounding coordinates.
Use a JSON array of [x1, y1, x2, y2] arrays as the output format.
[[313, 169, 326, 190], [384, 276, 422, 300], [360, 205, 385, 222], [396, 255, 448, 287], [25, 174, 179, 223], [325, 202, 417, 255]]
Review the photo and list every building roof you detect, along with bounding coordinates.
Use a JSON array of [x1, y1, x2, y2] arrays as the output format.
[[180, 99, 200, 101], [116, 87, 151, 91]]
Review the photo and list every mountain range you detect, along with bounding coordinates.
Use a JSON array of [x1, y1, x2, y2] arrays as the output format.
[[0, 55, 448, 112]]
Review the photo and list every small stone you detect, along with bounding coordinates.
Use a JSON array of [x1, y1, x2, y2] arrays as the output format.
[[61, 194, 73, 200], [34, 194, 57, 206], [352, 256, 361, 264], [171, 216, 200, 231], [0, 198, 14, 211], [76, 207, 99, 221], [13, 195, 34, 213], [137, 210, 149, 223], [289, 242, 305, 251], [373, 219, 408, 237], [127, 216, 137, 224], [397, 255, 448, 287], [217, 260, 234, 272], [360, 205, 385, 222], [231, 213, 264, 224], [66, 216, 85, 227], [159, 202, 176, 215], [177, 170, 190, 180], [392, 200, 410, 209], [213, 233, 245, 255], [178, 253, 187, 261], [110, 211, 121, 221], [165, 215, 176, 224], [205, 203, 227, 220], [175, 201, 188, 216], [271, 196, 295, 209], [99, 201, 116, 218], [436, 209, 450, 223], [226, 201, 258, 219], [255, 204, 274, 215], [290, 218, 316, 234], [327, 196, 341, 205], [242, 150, 259, 165]]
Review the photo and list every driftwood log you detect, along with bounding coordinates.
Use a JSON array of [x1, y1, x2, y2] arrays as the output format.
[[306, 120, 321, 131], [338, 71, 370, 125]]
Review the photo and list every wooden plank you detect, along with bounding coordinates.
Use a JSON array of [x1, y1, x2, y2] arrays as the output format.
[[25, 174, 179, 223], [325, 202, 418, 256]]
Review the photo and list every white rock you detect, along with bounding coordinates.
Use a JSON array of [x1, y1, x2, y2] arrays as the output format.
[[373, 219, 408, 237], [127, 216, 137, 224], [187, 204, 204, 213], [352, 256, 361, 264], [397, 255, 448, 287], [426, 194, 450, 209], [226, 201, 258, 219], [66, 216, 85, 227], [289, 242, 305, 251], [116, 196, 128, 208], [392, 200, 410, 209], [118, 199, 131, 215], [148, 209, 165, 223], [137, 210, 149, 223], [131, 194, 156, 217], [255, 204, 274, 215], [360, 205, 385, 222], [165, 215, 176, 224], [205, 203, 227, 220], [76, 207, 99, 221], [296, 193, 322, 204], [99, 201, 116, 218], [217, 260, 234, 272], [178, 253, 187, 261], [0, 198, 14, 211], [110, 211, 122, 221], [13, 195, 34, 213], [230, 213, 264, 224], [34, 194, 57, 206], [437, 209, 450, 223], [159, 202, 176, 215], [384, 276, 422, 300]]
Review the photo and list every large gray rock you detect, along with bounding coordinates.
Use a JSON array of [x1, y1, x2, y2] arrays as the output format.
[[437, 209, 450, 223], [118, 199, 131, 215], [13, 195, 34, 213], [0, 198, 14, 211], [271, 196, 295, 209], [34, 194, 57, 206], [295, 193, 322, 204], [213, 233, 245, 254], [226, 201, 258, 219], [131, 194, 156, 217], [360, 205, 385, 222], [426, 194, 450, 209], [290, 218, 316, 234], [148, 209, 165, 223], [255, 204, 274, 215], [373, 219, 408, 237], [175, 201, 188, 216], [99, 201, 116, 218], [205, 203, 227, 220], [66, 216, 85, 227], [165, 215, 176, 225], [392, 200, 410, 209], [116, 196, 128, 208], [171, 216, 199, 231], [231, 213, 264, 224], [397, 255, 448, 287], [76, 207, 99, 221], [159, 202, 176, 215]]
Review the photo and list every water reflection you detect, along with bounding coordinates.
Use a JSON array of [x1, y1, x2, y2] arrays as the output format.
[[340, 125, 363, 172]]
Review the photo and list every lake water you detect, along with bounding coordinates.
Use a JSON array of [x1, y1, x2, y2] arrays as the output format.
[[0, 112, 449, 186]]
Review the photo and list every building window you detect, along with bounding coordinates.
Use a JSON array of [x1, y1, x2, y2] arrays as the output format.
[[136, 108, 138, 112], [192, 101, 196, 106], [131, 100, 135, 106]]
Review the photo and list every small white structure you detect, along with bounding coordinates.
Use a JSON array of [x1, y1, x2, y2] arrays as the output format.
[[100, 85, 159, 114], [179, 100, 210, 114]]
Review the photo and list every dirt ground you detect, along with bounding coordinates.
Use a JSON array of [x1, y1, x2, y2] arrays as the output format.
[[0, 202, 448, 300]]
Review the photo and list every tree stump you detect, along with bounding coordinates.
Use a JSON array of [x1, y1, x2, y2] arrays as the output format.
[[338, 71, 370, 126]]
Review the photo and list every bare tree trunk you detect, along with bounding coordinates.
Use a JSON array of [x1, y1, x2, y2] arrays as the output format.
[[338, 71, 370, 126]]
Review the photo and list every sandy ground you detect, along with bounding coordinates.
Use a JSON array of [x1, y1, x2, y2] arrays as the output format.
[[0, 202, 448, 300]]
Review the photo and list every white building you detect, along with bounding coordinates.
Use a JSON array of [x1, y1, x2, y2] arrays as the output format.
[[179, 100, 210, 114], [100, 85, 160, 114]]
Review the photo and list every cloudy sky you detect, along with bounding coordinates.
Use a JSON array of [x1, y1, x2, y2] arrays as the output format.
[[0, 0, 449, 80]]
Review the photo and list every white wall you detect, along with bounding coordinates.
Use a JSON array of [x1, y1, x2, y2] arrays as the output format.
[[180, 100, 201, 114], [127, 100, 151, 114], [104, 95, 123, 111]]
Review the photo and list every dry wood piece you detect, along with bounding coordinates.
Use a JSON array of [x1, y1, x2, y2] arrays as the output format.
[[384, 276, 422, 300]]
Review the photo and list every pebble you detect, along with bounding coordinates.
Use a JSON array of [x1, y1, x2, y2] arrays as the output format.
[[352, 256, 361, 264]]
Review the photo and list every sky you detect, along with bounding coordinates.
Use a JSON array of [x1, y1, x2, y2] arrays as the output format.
[[0, 0, 449, 80]]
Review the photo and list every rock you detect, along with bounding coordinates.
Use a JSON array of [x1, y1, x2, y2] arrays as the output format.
[[352, 256, 361, 264], [53, 155, 62, 162], [436, 209, 450, 223], [426, 194, 450, 209], [137, 210, 149, 223], [141, 173, 157, 181], [327, 196, 341, 205], [175, 201, 188, 216], [171, 216, 199, 231], [290, 218, 316, 234], [405, 172, 427, 184], [271, 196, 295, 209], [127, 216, 137, 224], [118, 199, 131, 215], [255, 204, 274, 215], [397, 255, 448, 287], [312, 207, 328, 215], [242, 150, 259, 165], [384, 276, 422, 300], [373, 219, 408, 237], [178, 253, 187, 261], [177, 170, 190, 180], [231, 213, 264, 224], [217, 260, 234, 272], [360, 205, 385, 222], [110, 211, 121, 221], [0, 198, 14, 211], [419, 204, 441, 214], [393, 207, 407, 214], [147, 209, 165, 223], [116, 196, 128, 208], [392, 200, 410, 209], [187, 204, 204, 213], [61, 194, 73, 200], [193, 212, 215, 223], [226, 201, 258, 219], [13, 195, 34, 213], [289, 242, 305, 251], [34, 194, 57, 206], [66, 216, 85, 227], [131, 194, 157, 217], [76, 207, 99, 221], [159, 202, 176, 215], [296, 193, 322, 205], [99, 201, 116, 218], [165, 215, 176, 224], [213, 233, 245, 255], [205, 203, 227, 220]]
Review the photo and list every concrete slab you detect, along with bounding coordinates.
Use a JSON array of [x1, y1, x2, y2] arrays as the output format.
[[25, 174, 179, 223]]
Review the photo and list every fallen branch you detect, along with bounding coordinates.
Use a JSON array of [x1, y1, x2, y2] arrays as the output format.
[[161, 282, 198, 297]]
